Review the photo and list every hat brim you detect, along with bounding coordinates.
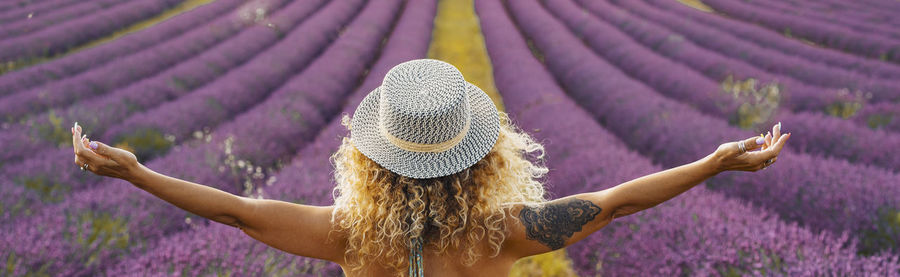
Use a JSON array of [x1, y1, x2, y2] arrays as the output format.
[[350, 82, 500, 179]]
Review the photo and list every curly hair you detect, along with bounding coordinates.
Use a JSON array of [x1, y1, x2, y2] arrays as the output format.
[[330, 112, 548, 275]]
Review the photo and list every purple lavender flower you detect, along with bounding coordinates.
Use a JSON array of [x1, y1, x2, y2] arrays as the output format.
[[545, 0, 900, 172], [107, 2, 436, 274], [0, 0, 243, 95], [699, 0, 900, 64], [1, 0, 403, 274], [477, 0, 900, 274], [0, 0, 132, 39], [507, 0, 900, 254], [0, 0, 183, 63]]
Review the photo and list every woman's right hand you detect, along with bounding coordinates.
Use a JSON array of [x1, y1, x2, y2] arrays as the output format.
[[709, 122, 791, 173]]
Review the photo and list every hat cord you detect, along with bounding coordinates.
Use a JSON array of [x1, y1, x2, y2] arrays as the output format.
[[408, 236, 425, 277], [379, 115, 471, 153]]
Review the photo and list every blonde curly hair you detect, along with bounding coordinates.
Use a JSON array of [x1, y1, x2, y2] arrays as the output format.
[[330, 112, 548, 275]]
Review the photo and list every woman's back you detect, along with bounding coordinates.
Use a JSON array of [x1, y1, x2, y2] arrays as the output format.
[[342, 243, 518, 277]]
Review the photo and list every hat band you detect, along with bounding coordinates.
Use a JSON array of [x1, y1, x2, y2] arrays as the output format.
[[380, 118, 471, 153]]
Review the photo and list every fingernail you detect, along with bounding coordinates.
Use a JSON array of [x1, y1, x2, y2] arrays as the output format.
[[756, 137, 765, 145], [90, 141, 98, 150]]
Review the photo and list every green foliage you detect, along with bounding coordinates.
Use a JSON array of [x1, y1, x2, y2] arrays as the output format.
[[824, 88, 867, 119], [168, 76, 192, 91], [33, 111, 74, 146], [720, 75, 781, 129], [113, 127, 174, 161], [866, 113, 893, 130], [715, 248, 785, 276], [526, 39, 545, 63], [23, 177, 71, 204], [65, 211, 130, 268], [859, 207, 900, 255]]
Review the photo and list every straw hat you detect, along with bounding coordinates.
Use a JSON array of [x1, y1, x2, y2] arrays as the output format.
[[350, 59, 500, 179]]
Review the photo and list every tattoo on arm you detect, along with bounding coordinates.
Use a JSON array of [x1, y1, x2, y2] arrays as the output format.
[[518, 198, 602, 250]]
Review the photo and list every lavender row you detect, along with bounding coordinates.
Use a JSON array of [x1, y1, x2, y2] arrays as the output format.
[[580, 0, 900, 134], [0, 0, 242, 96], [543, 0, 900, 171], [639, 0, 900, 81], [786, 0, 900, 29], [776, 0, 899, 27], [601, 0, 900, 103], [0, 0, 337, 222], [0, 0, 274, 121], [783, 0, 898, 25], [0, 0, 182, 64], [700, 0, 900, 64], [572, 0, 837, 112], [0, 0, 403, 273], [478, 0, 900, 274], [0, 0, 131, 39], [0, 0, 296, 164], [852, 0, 900, 15], [100, 0, 364, 160], [509, 0, 900, 254], [739, 0, 900, 40], [0, 0, 82, 24], [107, 1, 437, 273], [0, 0, 328, 220]]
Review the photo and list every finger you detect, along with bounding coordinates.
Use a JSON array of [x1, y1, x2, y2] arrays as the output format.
[[91, 141, 130, 165], [738, 136, 765, 153], [81, 135, 91, 149], [750, 132, 791, 164], [74, 135, 104, 165], [773, 122, 781, 141], [72, 122, 82, 153]]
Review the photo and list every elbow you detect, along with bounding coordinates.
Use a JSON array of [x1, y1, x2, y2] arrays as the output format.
[[216, 196, 254, 229], [208, 212, 244, 228]]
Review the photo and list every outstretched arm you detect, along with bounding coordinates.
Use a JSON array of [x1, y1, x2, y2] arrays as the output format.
[[70, 123, 346, 263], [503, 124, 791, 258]]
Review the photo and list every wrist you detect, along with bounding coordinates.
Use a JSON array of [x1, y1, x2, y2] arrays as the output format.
[[125, 163, 154, 188], [698, 153, 723, 177]]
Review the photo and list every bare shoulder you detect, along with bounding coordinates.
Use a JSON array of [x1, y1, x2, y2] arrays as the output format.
[[501, 192, 616, 258]]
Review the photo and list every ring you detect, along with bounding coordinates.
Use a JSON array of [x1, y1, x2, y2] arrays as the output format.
[[738, 141, 746, 153], [763, 158, 774, 169], [80, 163, 89, 171]]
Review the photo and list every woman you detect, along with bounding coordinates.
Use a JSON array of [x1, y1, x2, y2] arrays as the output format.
[[71, 59, 790, 276]]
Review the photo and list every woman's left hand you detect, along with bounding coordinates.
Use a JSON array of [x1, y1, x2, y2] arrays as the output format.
[[709, 122, 791, 173], [72, 122, 140, 181]]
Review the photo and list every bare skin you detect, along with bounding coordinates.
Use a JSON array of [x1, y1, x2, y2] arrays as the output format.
[[71, 122, 790, 276]]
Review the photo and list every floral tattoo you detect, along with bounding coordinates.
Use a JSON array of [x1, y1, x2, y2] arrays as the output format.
[[518, 198, 602, 250]]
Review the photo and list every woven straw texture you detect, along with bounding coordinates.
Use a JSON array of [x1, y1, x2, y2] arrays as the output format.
[[350, 59, 500, 179]]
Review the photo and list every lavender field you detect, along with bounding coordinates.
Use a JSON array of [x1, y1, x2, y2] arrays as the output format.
[[1, 0, 899, 275]]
